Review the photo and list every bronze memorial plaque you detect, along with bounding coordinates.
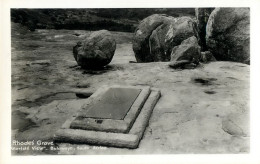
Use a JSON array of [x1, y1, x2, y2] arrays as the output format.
[[83, 88, 141, 120]]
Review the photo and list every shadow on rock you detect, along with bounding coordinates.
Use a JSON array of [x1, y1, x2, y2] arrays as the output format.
[[191, 77, 217, 86], [81, 65, 122, 75]]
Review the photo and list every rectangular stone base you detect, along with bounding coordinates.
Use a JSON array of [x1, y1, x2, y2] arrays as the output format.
[[54, 88, 160, 149], [69, 85, 151, 133]]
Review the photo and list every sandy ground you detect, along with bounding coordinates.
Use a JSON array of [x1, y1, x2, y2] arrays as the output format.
[[11, 23, 249, 155]]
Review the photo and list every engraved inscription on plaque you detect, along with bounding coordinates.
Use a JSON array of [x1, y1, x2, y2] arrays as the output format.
[[83, 88, 141, 120]]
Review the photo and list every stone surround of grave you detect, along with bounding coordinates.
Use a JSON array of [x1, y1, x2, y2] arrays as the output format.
[[54, 85, 161, 149]]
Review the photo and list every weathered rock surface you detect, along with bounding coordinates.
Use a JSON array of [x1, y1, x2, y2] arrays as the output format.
[[11, 28, 250, 154], [195, 8, 215, 51], [26, 60, 51, 66], [150, 16, 198, 62], [222, 112, 249, 137], [200, 51, 216, 63], [206, 8, 250, 64], [169, 36, 201, 68], [132, 14, 171, 62], [73, 30, 116, 68], [133, 15, 198, 62]]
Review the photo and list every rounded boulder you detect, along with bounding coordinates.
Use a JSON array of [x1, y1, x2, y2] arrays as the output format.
[[73, 30, 116, 69], [132, 14, 171, 62], [170, 36, 201, 63], [206, 8, 250, 64], [149, 16, 199, 62]]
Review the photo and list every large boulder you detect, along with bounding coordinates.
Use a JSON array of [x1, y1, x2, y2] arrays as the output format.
[[206, 8, 250, 64], [73, 30, 116, 69], [195, 8, 215, 51], [169, 36, 201, 69], [170, 36, 201, 62], [149, 17, 199, 62], [133, 14, 198, 62], [132, 14, 172, 62]]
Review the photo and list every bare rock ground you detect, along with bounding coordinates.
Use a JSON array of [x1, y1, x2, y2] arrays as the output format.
[[11, 23, 249, 154]]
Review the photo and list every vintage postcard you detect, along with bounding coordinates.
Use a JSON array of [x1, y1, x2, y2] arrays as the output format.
[[1, 0, 260, 164]]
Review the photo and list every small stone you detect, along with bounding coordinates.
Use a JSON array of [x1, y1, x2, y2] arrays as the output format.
[[26, 60, 51, 66], [200, 51, 216, 63]]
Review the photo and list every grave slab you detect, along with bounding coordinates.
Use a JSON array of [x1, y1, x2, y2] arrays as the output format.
[[83, 88, 141, 120], [54, 86, 161, 149], [70, 85, 151, 133]]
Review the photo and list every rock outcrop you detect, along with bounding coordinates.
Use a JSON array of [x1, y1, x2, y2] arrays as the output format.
[[206, 8, 250, 64], [169, 36, 201, 69], [133, 14, 198, 62], [132, 14, 171, 62], [73, 30, 116, 69]]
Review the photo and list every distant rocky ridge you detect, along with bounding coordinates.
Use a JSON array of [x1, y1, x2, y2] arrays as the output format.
[[11, 8, 195, 32]]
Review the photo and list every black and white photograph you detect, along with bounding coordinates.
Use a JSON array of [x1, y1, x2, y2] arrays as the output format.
[[1, 0, 260, 163]]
